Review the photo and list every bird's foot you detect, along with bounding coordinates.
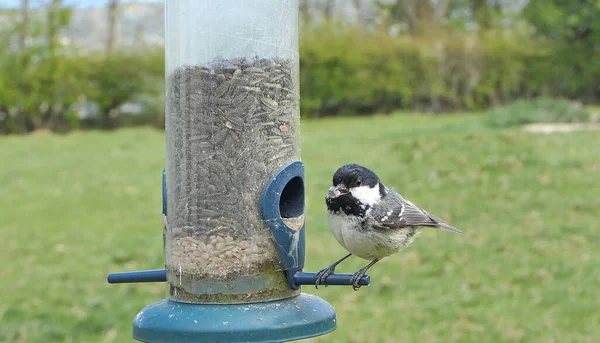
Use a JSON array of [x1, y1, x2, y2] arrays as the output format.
[[350, 267, 369, 291], [314, 264, 336, 289]]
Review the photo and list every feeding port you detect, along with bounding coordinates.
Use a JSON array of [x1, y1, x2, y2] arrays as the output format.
[[164, 0, 302, 304]]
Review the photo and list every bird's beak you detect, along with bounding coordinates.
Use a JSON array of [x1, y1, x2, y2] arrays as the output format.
[[328, 184, 348, 198]]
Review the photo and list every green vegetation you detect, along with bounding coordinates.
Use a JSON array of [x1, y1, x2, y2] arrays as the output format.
[[2, 0, 599, 132], [0, 2, 164, 134], [484, 98, 591, 128], [300, 25, 536, 116], [1, 113, 599, 342]]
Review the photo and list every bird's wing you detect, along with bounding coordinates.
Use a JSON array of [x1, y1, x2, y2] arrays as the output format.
[[370, 197, 462, 234]]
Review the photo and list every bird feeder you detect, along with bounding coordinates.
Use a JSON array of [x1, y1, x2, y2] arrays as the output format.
[[107, 1, 369, 342]]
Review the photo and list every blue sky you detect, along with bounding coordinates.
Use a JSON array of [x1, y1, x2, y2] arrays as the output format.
[[1, 0, 161, 8]]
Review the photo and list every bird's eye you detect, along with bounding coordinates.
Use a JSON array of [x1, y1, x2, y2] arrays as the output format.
[[356, 180, 361, 186]]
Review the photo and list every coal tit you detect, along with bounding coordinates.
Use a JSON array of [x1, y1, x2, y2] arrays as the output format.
[[316, 163, 462, 290]]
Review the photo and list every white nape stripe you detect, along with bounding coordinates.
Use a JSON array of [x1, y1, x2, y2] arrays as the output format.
[[350, 185, 381, 206]]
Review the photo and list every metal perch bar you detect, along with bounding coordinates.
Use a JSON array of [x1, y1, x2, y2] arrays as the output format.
[[107, 269, 370, 287]]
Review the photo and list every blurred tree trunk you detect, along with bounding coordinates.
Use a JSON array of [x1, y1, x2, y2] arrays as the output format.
[[19, 0, 29, 53], [101, 0, 120, 128], [472, 0, 502, 30], [106, 0, 119, 55], [322, 0, 335, 20], [44, 0, 65, 132], [48, 0, 60, 57], [299, 0, 312, 26], [352, 0, 369, 27], [17, 0, 35, 133], [100, 108, 117, 129]]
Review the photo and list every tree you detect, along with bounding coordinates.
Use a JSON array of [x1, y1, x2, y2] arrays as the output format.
[[471, 0, 502, 30], [524, 0, 598, 41], [523, 0, 600, 101], [0, 0, 84, 133], [321, 0, 336, 20], [19, 0, 29, 53], [38, 0, 80, 132], [106, 0, 119, 55], [299, 0, 313, 25], [376, 0, 452, 34], [86, 53, 146, 129]]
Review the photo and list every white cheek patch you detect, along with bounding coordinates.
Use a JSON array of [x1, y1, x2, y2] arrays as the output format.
[[350, 185, 381, 206]]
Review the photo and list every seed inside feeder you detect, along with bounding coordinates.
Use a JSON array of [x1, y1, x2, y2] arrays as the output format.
[[165, 57, 301, 304]]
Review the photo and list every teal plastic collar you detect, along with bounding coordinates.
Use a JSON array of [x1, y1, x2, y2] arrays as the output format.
[[133, 294, 336, 343]]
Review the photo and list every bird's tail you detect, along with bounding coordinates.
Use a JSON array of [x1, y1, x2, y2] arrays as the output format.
[[435, 222, 463, 234], [424, 211, 463, 234]]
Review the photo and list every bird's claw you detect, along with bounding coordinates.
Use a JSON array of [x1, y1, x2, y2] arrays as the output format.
[[314, 265, 336, 289], [350, 268, 368, 291]]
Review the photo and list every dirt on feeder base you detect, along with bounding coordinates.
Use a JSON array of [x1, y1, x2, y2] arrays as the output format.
[[167, 268, 297, 304], [165, 233, 299, 304]]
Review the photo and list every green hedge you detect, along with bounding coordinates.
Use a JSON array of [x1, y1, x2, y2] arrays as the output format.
[[0, 50, 164, 134], [2, 24, 598, 134], [299, 25, 596, 118], [300, 25, 417, 117]]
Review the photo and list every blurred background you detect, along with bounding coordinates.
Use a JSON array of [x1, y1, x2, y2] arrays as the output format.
[[0, 0, 598, 342]]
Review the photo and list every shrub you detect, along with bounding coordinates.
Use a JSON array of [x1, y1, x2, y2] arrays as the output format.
[[300, 23, 416, 117], [299, 25, 539, 117], [484, 98, 591, 128]]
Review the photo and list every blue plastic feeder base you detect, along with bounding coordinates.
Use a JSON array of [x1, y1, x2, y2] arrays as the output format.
[[133, 294, 336, 343]]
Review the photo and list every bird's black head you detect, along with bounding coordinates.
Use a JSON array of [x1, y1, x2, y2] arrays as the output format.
[[326, 163, 386, 216], [332, 163, 380, 189]]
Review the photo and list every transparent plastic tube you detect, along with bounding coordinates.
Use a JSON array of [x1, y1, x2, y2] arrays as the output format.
[[164, 0, 300, 304]]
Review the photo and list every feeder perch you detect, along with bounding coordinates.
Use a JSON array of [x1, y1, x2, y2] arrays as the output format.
[[107, 1, 369, 342]]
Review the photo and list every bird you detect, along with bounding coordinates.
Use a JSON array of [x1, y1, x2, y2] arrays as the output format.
[[315, 163, 462, 290]]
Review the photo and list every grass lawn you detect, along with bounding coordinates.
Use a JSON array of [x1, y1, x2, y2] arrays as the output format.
[[1, 113, 599, 342]]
